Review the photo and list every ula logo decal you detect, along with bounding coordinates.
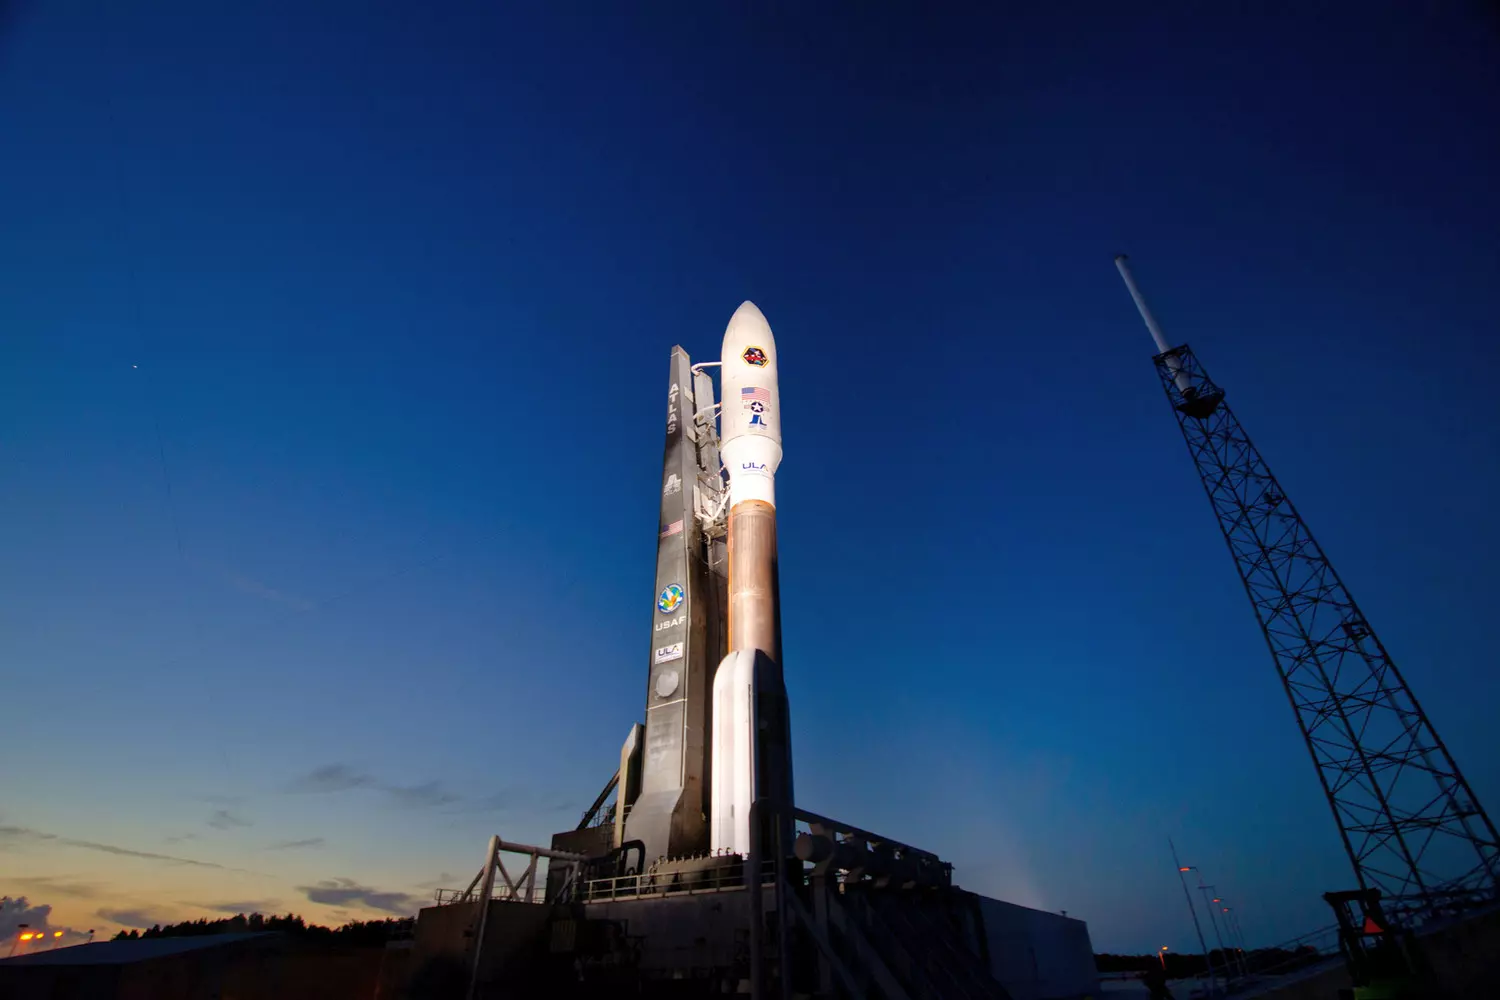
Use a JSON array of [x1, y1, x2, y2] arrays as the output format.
[[741, 461, 767, 473], [657, 584, 685, 614], [654, 642, 684, 665]]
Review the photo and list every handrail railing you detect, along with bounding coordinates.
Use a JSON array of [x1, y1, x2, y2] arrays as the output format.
[[433, 885, 547, 906], [1238, 924, 1341, 978], [578, 858, 776, 902]]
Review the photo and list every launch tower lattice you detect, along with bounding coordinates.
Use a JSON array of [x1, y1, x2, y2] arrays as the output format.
[[1152, 343, 1499, 926]]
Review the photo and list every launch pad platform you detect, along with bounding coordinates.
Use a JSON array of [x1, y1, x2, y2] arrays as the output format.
[[388, 802, 1098, 1000]]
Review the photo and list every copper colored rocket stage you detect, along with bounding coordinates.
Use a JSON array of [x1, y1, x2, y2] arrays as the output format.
[[727, 499, 781, 664], [711, 301, 793, 857], [718, 300, 785, 663]]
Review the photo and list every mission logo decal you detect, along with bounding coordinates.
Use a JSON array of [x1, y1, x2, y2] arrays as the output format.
[[657, 583, 685, 614], [741, 345, 768, 368], [741, 385, 770, 427]]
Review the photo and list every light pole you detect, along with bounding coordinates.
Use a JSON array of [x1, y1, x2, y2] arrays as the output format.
[[1170, 841, 1219, 998], [7, 924, 30, 959], [1197, 883, 1234, 980], [1213, 897, 1248, 976], [1220, 907, 1248, 975]]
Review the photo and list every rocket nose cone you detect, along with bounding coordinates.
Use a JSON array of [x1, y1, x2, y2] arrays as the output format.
[[723, 301, 776, 371], [732, 300, 766, 325], [724, 301, 773, 345]]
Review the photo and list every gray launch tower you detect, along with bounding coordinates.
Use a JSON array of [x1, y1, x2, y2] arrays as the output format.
[[621, 346, 730, 863]]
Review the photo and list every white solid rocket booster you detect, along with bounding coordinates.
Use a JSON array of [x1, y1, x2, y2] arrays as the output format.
[[710, 302, 793, 857]]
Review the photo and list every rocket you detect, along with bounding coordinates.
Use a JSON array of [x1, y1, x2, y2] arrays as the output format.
[[620, 302, 793, 865], [719, 302, 783, 660], [710, 302, 794, 858]]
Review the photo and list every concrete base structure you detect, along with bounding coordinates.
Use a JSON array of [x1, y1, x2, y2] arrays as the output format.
[[398, 898, 554, 997], [974, 897, 1097, 1000]]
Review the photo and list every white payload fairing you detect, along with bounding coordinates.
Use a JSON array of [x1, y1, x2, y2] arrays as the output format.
[[718, 303, 783, 515], [710, 302, 794, 858]]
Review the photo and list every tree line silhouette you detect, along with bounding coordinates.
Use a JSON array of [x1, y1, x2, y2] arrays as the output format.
[[1095, 944, 1327, 977], [111, 912, 413, 947]]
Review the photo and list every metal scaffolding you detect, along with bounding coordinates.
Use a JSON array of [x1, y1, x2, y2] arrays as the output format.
[[1148, 340, 1500, 925]]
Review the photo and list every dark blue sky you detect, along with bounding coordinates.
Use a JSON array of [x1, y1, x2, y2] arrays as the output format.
[[3, 2, 1498, 952]]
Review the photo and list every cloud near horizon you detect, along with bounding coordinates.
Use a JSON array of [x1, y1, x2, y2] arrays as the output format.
[[297, 878, 420, 915], [1, 897, 56, 937], [97, 907, 175, 929], [267, 837, 325, 851], [1, 897, 94, 947]]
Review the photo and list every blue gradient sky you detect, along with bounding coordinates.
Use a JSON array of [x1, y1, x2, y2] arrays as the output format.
[[3, 2, 1498, 954]]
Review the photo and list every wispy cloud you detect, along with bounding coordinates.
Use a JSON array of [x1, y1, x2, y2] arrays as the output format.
[[449, 787, 577, 817], [1, 824, 240, 870], [297, 879, 419, 915], [97, 907, 173, 929], [266, 837, 325, 851], [413, 872, 457, 891], [206, 809, 253, 831], [226, 572, 314, 612], [5, 876, 102, 899], [286, 764, 376, 794], [470, 794, 573, 815], [285, 764, 461, 809], [384, 781, 461, 809], [165, 833, 199, 844], [463, 792, 513, 813], [196, 795, 244, 806]]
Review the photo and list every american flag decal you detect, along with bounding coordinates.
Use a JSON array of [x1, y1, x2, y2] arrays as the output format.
[[660, 519, 683, 538], [741, 386, 769, 406]]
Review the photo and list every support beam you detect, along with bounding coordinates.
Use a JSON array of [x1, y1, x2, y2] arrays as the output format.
[[576, 769, 620, 831]]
